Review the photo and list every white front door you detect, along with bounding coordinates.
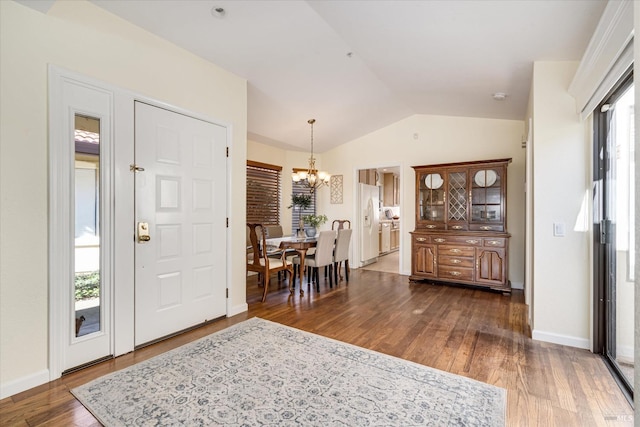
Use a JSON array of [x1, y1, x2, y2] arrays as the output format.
[[134, 102, 227, 346]]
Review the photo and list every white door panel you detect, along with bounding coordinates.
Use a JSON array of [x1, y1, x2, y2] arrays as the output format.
[[49, 72, 113, 374], [134, 102, 227, 346]]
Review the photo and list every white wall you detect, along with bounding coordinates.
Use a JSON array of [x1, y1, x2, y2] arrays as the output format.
[[634, 2, 639, 419], [0, 0, 247, 396], [319, 114, 526, 285], [531, 62, 591, 349]]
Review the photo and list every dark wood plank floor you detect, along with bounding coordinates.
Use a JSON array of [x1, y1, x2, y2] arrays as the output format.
[[1, 269, 633, 426]]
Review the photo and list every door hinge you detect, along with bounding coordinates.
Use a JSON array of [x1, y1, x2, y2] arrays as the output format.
[[226, 288, 229, 298], [226, 147, 229, 157], [226, 218, 229, 228]]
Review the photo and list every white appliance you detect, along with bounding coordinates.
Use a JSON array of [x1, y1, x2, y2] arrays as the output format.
[[359, 183, 380, 266]]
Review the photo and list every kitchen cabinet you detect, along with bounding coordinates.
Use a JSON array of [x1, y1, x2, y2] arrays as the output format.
[[410, 158, 511, 292], [359, 168, 377, 185], [383, 173, 399, 206], [390, 221, 400, 250], [379, 220, 399, 254], [380, 222, 391, 253]]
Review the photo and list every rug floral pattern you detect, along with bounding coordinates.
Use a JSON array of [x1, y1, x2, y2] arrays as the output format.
[[72, 317, 505, 426]]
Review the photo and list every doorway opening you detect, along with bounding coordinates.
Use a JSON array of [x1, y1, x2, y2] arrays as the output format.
[[357, 166, 401, 274]]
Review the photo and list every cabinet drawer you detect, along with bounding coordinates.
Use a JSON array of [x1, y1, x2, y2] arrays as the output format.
[[439, 245, 475, 257], [447, 224, 469, 231], [438, 265, 474, 281], [470, 224, 504, 232], [430, 236, 482, 246], [413, 235, 431, 244], [483, 238, 505, 247], [420, 223, 446, 231], [439, 255, 474, 268]]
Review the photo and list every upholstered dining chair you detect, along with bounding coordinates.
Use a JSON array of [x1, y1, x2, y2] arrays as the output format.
[[333, 228, 353, 283], [292, 230, 337, 292], [264, 225, 284, 239], [246, 223, 294, 302]]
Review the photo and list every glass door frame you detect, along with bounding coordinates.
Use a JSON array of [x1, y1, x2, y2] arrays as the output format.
[[592, 69, 633, 403]]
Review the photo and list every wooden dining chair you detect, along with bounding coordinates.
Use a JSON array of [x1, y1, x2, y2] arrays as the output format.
[[331, 219, 351, 230], [292, 230, 336, 292], [246, 223, 294, 302], [264, 224, 298, 280], [333, 228, 353, 283]]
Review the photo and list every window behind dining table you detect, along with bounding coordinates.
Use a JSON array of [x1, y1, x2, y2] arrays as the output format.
[[291, 181, 316, 233], [247, 160, 281, 225]]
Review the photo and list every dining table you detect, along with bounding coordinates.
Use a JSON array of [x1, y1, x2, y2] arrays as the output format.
[[264, 235, 317, 295]]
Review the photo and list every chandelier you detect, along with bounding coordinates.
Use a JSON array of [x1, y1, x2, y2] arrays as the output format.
[[292, 119, 330, 193]]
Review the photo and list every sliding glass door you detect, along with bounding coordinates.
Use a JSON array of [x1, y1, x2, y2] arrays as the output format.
[[594, 71, 634, 401]]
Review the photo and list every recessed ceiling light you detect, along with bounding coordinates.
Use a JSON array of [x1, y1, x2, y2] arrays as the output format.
[[211, 6, 226, 18], [492, 92, 508, 101]]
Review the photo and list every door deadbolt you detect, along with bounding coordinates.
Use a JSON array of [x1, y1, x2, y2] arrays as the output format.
[[138, 222, 151, 243]]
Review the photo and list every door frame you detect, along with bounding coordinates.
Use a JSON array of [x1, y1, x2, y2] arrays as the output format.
[[592, 68, 633, 401], [48, 66, 231, 380]]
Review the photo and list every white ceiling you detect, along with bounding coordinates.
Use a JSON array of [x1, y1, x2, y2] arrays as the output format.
[[55, 1, 608, 152]]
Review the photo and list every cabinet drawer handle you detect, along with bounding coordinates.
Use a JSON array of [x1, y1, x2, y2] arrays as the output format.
[[451, 225, 462, 230], [480, 226, 492, 230], [426, 225, 436, 229], [451, 259, 461, 264], [450, 271, 462, 276], [487, 240, 500, 245], [466, 239, 479, 244], [449, 249, 461, 254], [416, 237, 427, 242], [434, 238, 446, 243]]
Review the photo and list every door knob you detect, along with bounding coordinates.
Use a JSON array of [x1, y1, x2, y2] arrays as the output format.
[[138, 222, 151, 243]]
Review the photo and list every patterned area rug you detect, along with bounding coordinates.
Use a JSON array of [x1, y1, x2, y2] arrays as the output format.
[[72, 318, 506, 426]]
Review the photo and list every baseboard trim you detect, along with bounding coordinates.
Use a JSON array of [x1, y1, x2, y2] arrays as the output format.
[[227, 302, 248, 317], [0, 369, 50, 400], [510, 281, 524, 290], [532, 329, 590, 350]]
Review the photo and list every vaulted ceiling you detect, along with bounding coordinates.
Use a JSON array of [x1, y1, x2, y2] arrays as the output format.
[[23, 0, 608, 152]]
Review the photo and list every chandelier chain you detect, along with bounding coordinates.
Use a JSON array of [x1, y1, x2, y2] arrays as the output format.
[[292, 118, 330, 193]]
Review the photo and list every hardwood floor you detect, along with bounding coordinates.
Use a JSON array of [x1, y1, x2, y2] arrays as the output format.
[[1, 269, 633, 426], [361, 250, 399, 273]]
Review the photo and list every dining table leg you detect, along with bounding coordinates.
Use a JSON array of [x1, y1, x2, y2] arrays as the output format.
[[296, 249, 307, 295]]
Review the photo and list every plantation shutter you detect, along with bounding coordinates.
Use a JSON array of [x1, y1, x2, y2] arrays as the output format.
[[291, 181, 316, 232], [247, 161, 281, 225]]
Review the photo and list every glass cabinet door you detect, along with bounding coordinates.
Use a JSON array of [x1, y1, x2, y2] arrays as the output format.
[[470, 168, 504, 231], [418, 172, 445, 228], [447, 170, 468, 230]]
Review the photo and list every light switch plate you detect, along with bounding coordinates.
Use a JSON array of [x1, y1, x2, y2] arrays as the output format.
[[553, 222, 565, 237]]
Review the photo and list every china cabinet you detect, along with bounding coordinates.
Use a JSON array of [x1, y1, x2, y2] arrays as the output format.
[[410, 158, 511, 292]]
